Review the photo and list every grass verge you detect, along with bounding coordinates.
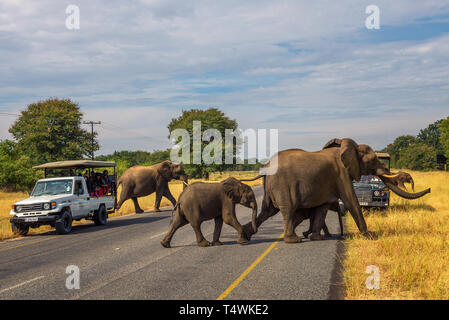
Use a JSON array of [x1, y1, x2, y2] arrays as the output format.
[[343, 170, 449, 299]]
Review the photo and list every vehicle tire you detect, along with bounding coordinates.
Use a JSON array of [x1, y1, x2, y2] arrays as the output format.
[[93, 205, 107, 226], [11, 222, 29, 236], [55, 209, 73, 234]]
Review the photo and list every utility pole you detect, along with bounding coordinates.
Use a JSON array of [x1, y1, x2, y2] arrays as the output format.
[[83, 120, 101, 160]]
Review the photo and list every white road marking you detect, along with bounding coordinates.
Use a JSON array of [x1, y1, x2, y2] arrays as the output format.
[[0, 276, 45, 294], [149, 232, 166, 240]]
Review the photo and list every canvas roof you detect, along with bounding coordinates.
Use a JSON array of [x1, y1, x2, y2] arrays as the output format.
[[33, 160, 116, 169]]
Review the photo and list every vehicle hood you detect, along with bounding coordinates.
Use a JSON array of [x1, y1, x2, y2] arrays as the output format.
[[14, 194, 73, 205]]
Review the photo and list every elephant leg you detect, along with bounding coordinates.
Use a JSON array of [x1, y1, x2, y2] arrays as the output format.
[[310, 205, 329, 241], [322, 220, 332, 238], [163, 187, 177, 207], [223, 211, 247, 244], [191, 222, 210, 247], [212, 216, 224, 246], [303, 210, 314, 238], [160, 211, 188, 248], [398, 180, 407, 190], [282, 208, 302, 243], [132, 197, 144, 214], [154, 190, 163, 212], [116, 185, 130, 210]]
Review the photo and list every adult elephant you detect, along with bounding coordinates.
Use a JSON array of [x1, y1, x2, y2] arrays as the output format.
[[241, 138, 431, 243], [116, 160, 188, 213]]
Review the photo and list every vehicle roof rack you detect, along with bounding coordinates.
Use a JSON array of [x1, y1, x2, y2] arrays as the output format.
[[33, 160, 116, 169], [375, 152, 390, 160]]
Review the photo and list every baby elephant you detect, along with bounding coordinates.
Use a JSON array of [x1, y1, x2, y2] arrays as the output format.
[[160, 177, 258, 248]]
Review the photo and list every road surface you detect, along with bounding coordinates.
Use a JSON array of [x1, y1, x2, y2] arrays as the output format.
[[0, 186, 344, 300]]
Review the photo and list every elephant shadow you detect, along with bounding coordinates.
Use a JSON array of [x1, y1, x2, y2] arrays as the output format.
[[388, 203, 436, 212], [32, 214, 169, 237]]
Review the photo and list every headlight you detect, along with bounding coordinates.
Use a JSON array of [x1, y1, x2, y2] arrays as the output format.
[[373, 190, 380, 197], [43, 203, 51, 210], [16, 206, 22, 212]]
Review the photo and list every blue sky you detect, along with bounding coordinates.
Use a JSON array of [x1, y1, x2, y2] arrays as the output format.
[[1, 0, 449, 155]]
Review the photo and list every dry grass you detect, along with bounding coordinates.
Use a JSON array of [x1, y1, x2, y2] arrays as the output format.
[[0, 170, 262, 241], [344, 170, 449, 300]]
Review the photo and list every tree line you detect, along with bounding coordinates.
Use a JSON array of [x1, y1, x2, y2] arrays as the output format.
[[382, 118, 449, 171]]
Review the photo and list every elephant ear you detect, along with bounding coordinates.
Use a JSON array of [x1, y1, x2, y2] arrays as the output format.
[[322, 138, 342, 150], [157, 161, 172, 181], [222, 177, 242, 202], [340, 138, 361, 182]]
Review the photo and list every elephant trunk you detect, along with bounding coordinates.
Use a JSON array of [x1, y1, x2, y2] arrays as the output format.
[[380, 176, 430, 199], [251, 202, 258, 234], [411, 178, 415, 192]]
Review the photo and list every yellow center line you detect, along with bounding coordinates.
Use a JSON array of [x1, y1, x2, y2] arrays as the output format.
[[217, 232, 284, 300], [0, 236, 60, 253]]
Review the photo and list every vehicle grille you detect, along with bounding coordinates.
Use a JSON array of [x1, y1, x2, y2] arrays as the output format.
[[17, 203, 43, 212], [355, 190, 372, 202]]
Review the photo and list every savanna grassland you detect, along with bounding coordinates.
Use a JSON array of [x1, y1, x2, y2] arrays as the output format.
[[0, 170, 262, 241], [344, 170, 449, 299]]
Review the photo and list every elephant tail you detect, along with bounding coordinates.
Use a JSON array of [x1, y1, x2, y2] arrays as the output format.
[[240, 175, 264, 182]]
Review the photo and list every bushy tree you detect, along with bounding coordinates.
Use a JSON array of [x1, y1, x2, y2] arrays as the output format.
[[396, 143, 437, 171], [384, 135, 417, 167], [0, 140, 42, 191], [167, 108, 239, 178], [440, 116, 449, 160], [9, 98, 97, 165], [417, 119, 444, 154]]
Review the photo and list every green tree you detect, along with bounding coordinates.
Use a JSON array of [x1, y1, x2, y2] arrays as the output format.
[[417, 119, 444, 154], [396, 143, 437, 171], [9, 98, 97, 165], [440, 116, 449, 160], [167, 108, 239, 178], [384, 135, 417, 167], [0, 140, 42, 191]]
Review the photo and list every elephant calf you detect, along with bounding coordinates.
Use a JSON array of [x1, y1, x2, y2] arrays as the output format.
[[160, 177, 258, 248]]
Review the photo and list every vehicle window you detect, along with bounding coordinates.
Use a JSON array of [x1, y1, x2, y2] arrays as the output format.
[[31, 180, 73, 196], [74, 181, 84, 195]]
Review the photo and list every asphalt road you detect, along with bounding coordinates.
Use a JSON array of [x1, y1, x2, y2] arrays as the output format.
[[0, 186, 343, 300]]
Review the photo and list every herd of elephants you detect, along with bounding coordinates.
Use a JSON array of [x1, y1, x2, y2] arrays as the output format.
[[115, 138, 431, 247]]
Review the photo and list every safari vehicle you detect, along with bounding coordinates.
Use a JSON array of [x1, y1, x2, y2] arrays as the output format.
[[353, 153, 391, 208], [10, 160, 117, 235]]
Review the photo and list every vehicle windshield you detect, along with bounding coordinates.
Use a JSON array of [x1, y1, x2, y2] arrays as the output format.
[[358, 175, 385, 185], [31, 179, 73, 196]]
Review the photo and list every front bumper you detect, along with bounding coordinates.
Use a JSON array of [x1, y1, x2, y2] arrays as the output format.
[[10, 215, 58, 225], [358, 200, 389, 207]]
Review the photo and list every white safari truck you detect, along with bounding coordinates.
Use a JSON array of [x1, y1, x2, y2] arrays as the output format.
[[10, 160, 117, 235]]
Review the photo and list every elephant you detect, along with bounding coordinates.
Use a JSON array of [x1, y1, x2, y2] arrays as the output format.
[[160, 177, 258, 248], [389, 171, 415, 191], [302, 201, 345, 239], [116, 160, 188, 214], [241, 138, 431, 243]]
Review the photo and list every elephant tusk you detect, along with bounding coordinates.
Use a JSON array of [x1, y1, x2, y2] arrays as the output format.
[[381, 174, 400, 179], [182, 181, 189, 186]]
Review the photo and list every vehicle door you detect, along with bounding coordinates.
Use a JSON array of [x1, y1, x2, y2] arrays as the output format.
[[73, 180, 89, 218]]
